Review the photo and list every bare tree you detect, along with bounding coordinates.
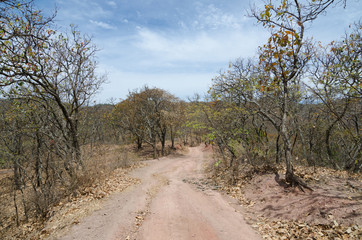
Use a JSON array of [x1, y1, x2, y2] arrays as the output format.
[[4, 26, 106, 174], [308, 22, 361, 170], [1, 0, 55, 85], [248, 0, 347, 189]]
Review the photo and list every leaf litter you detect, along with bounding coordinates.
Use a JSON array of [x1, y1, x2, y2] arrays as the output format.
[[20, 163, 144, 240], [209, 164, 361, 239]]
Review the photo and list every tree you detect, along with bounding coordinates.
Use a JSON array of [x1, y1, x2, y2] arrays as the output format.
[[79, 104, 116, 148], [164, 100, 186, 149], [308, 22, 361, 170], [249, 0, 347, 188], [111, 97, 145, 149], [0, 0, 106, 223], [184, 96, 209, 147], [209, 59, 279, 168], [112, 87, 180, 158], [4, 26, 105, 174], [1, 0, 54, 85], [1, 1, 106, 174]]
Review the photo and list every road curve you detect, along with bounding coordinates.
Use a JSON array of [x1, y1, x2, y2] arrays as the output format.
[[56, 146, 261, 240]]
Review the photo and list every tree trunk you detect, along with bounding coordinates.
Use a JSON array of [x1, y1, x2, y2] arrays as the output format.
[[71, 124, 82, 166], [35, 131, 42, 187], [281, 83, 313, 191], [276, 133, 281, 164], [281, 81, 294, 184], [13, 159, 20, 190], [13, 134, 22, 190], [307, 129, 315, 167], [153, 138, 158, 159], [136, 136, 142, 150], [325, 123, 339, 169], [13, 189, 19, 226], [170, 127, 176, 149], [160, 128, 166, 156], [281, 121, 294, 184], [161, 140, 165, 156]]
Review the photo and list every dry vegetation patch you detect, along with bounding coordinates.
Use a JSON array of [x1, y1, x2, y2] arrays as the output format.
[[35, 166, 142, 240], [0, 144, 146, 240]]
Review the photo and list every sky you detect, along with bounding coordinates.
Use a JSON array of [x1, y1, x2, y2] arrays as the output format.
[[35, 0, 361, 103]]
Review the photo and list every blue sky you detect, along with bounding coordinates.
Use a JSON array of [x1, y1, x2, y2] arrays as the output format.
[[36, 0, 361, 103]]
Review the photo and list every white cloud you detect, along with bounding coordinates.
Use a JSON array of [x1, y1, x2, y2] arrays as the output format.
[[133, 27, 267, 65], [193, 4, 245, 30], [107, 1, 117, 8], [58, 0, 112, 20], [89, 20, 117, 30]]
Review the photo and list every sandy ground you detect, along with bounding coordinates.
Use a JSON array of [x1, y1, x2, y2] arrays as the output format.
[[54, 146, 260, 240], [243, 173, 362, 226]]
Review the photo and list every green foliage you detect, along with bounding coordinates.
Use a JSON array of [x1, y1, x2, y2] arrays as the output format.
[[110, 86, 184, 156], [0, 1, 108, 229], [205, 2, 360, 173]]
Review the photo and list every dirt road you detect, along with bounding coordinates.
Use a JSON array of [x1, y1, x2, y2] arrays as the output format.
[[57, 146, 260, 240]]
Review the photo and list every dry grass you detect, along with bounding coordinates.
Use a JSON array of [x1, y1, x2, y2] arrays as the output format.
[[0, 143, 144, 240]]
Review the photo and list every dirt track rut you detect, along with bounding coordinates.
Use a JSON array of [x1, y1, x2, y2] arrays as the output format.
[[57, 147, 260, 240]]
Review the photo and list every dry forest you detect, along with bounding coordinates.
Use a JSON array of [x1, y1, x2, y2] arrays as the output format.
[[0, 0, 360, 239]]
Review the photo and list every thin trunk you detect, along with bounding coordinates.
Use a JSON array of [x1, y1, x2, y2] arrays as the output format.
[[35, 131, 42, 187], [20, 177, 28, 221], [284, 133, 294, 184], [70, 125, 82, 166], [326, 120, 339, 169], [13, 189, 19, 226], [291, 132, 298, 156], [136, 136, 142, 150], [276, 133, 281, 164], [307, 129, 315, 167], [170, 127, 176, 149], [13, 159, 20, 190], [161, 140, 165, 156], [53, 93, 82, 168], [160, 128, 167, 156], [297, 125, 308, 165], [153, 137, 158, 159], [281, 80, 294, 184], [229, 152, 236, 168], [13, 133, 22, 190]]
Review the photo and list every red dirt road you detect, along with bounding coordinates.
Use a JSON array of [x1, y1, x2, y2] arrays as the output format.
[[56, 147, 260, 240]]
